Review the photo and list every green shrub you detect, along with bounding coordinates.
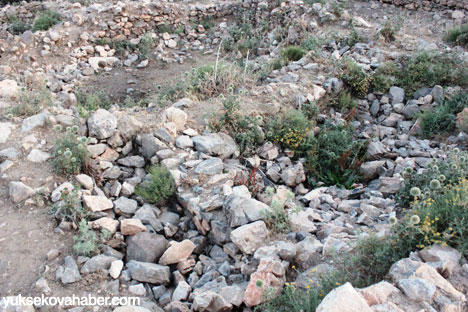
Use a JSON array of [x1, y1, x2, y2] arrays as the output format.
[[445, 24, 468, 48], [135, 165, 176, 204], [343, 25, 362, 47], [8, 18, 31, 35], [340, 60, 373, 97], [223, 21, 262, 56], [52, 125, 89, 175], [420, 91, 468, 138], [73, 220, 110, 257], [33, 10, 60, 31], [301, 36, 325, 56], [266, 110, 313, 155], [8, 88, 52, 117], [377, 21, 401, 42], [305, 125, 367, 187], [327, 91, 357, 112], [76, 90, 112, 118], [209, 94, 263, 155], [282, 46, 306, 62], [50, 186, 88, 225]]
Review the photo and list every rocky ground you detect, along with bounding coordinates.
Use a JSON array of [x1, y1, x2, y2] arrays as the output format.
[[0, 0, 468, 312]]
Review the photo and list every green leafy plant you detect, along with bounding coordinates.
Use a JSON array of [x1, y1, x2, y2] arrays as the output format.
[[305, 125, 367, 187], [8, 87, 52, 117], [266, 110, 313, 155], [282, 46, 306, 62], [33, 10, 60, 31], [135, 165, 176, 204], [262, 187, 296, 233], [52, 125, 89, 175], [76, 90, 112, 118], [327, 91, 357, 112], [445, 24, 468, 48], [50, 187, 88, 225], [420, 91, 468, 138]]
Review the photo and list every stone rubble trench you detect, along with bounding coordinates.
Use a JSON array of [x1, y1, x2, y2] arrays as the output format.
[[0, 0, 467, 312]]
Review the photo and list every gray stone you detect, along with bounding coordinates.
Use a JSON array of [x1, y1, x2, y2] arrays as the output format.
[[133, 204, 163, 232], [9, 181, 35, 203], [22, 112, 49, 132], [398, 278, 436, 302], [59, 256, 81, 284], [192, 133, 238, 159], [194, 158, 224, 175], [172, 281, 191, 301], [81, 255, 117, 274], [26, 149, 51, 163], [127, 232, 167, 263], [175, 135, 194, 149], [230, 221, 269, 255], [402, 103, 420, 119], [389, 86, 405, 105], [139, 134, 167, 159], [88, 109, 117, 139], [225, 196, 271, 227], [0, 122, 13, 143], [360, 160, 385, 181], [114, 197, 138, 217], [0, 147, 18, 159], [219, 285, 245, 307], [126, 260, 170, 285], [431, 85, 444, 103], [316, 282, 372, 312], [83, 195, 113, 212]]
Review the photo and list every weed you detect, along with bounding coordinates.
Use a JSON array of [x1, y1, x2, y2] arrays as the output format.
[[50, 186, 88, 225], [262, 187, 296, 233], [33, 10, 60, 31], [76, 90, 112, 118], [135, 165, 176, 204], [8, 88, 52, 117], [343, 25, 362, 47], [52, 125, 89, 175], [156, 23, 174, 34], [8, 16, 31, 35], [301, 36, 325, 56], [445, 24, 468, 48], [305, 125, 367, 187], [223, 21, 262, 56], [73, 220, 109, 257], [234, 165, 262, 196], [327, 91, 357, 112], [282, 46, 306, 62]]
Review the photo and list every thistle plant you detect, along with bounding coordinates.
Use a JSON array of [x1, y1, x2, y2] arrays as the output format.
[[52, 125, 89, 175]]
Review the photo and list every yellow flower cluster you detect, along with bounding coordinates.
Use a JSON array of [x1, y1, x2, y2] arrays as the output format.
[[271, 127, 309, 150]]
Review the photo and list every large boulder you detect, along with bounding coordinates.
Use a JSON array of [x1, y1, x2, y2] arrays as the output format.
[[126, 260, 170, 285], [316, 282, 372, 312], [127, 232, 168, 263], [192, 133, 238, 159], [159, 239, 196, 265], [9, 181, 35, 203], [224, 196, 271, 227], [244, 259, 286, 307]]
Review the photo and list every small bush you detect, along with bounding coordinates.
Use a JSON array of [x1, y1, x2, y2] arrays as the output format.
[[327, 91, 357, 112], [73, 220, 109, 257], [135, 165, 176, 204], [50, 187, 88, 225], [76, 90, 112, 118], [343, 25, 362, 47], [8, 18, 31, 35], [8, 88, 52, 117], [377, 21, 401, 42], [33, 10, 60, 31], [282, 46, 306, 62], [223, 21, 262, 56], [445, 24, 468, 48], [420, 91, 468, 138], [52, 125, 89, 175], [305, 125, 367, 187], [301, 36, 325, 56], [340, 60, 373, 97], [266, 110, 313, 155], [209, 94, 263, 155]]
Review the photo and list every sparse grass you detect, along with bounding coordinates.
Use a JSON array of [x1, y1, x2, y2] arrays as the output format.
[[223, 20, 262, 56], [301, 36, 325, 56], [76, 90, 112, 118], [52, 125, 89, 175], [33, 10, 60, 31], [343, 25, 362, 47], [135, 165, 176, 204], [8, 88, 52, 117], [445, 24, 468, 48]]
